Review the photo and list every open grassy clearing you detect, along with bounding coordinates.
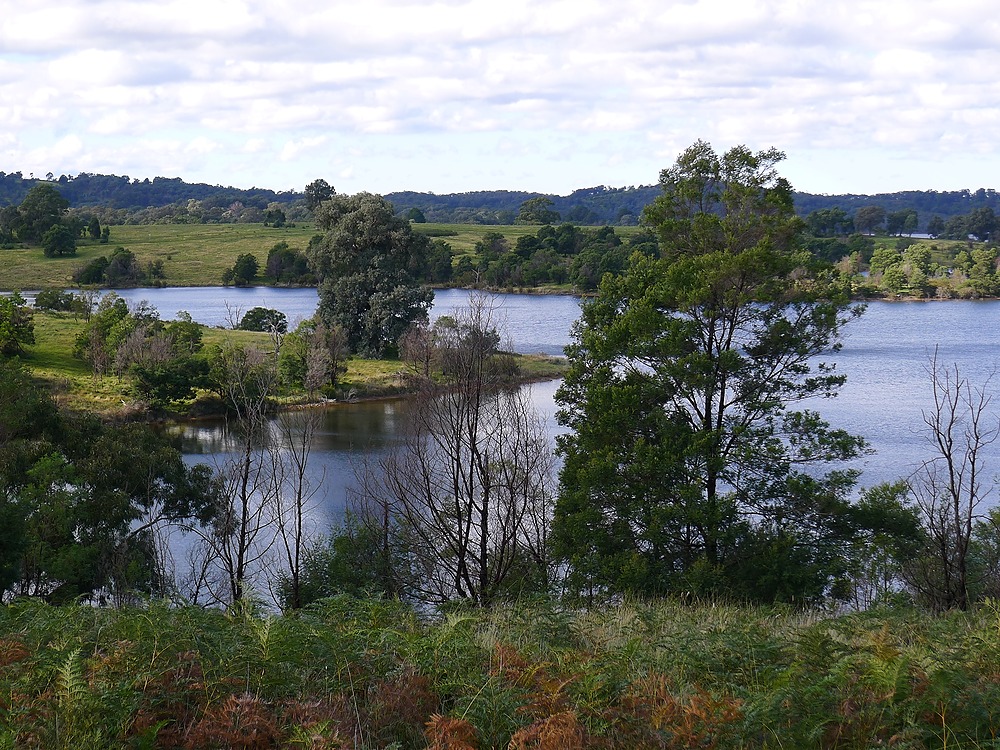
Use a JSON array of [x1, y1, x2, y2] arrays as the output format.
[[1, 222, 644, 291], [0, 223, 319, 290]]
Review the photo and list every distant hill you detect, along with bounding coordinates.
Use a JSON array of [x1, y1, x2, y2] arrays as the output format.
[[384, 185, 660, 225], [0, 172, 297, 211], [386, 186, 1000, 230], [1, 170, 998, 230]]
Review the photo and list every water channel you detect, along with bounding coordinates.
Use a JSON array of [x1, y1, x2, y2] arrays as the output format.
[[103, 286, 1000, 522]]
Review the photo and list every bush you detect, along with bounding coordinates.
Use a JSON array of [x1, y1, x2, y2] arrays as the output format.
[[222, 253, 259, 286], [41, 223, 76, 257], [238, 307, 287, 333], [33, 288, 77, 312], [0, 292, 34, 355]]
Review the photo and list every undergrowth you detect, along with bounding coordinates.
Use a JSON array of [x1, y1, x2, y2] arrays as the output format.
[[2, 596, 1000, 748]]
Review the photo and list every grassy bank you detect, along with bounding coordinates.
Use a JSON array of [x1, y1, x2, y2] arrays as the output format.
[[1, 597, 998, 748], [23, 310, 568, 416]]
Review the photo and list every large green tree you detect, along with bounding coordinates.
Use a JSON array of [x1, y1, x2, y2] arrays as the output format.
[[0, 359, 217, 602], [17, 183, 69, 243], [304, 178, 335, 213], [0, 292, 34, 356], [41, 223, 77, 257], [307, 192, 433, 357], [553, 142, 871, 603]]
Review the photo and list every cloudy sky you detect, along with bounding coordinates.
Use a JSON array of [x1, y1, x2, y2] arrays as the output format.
[[2, 0, 998, 197]]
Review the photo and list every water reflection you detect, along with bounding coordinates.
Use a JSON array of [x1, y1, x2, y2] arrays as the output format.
[[147, 290, 1000, 509], [100, 287, 581, 357]]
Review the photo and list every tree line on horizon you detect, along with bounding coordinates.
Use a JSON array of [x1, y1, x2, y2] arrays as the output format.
[[3, 168, 1000, 230]]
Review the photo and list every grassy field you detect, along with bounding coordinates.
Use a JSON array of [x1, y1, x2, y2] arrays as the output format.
[[0, 223, 321, 290], [0, 222, 644, 291], [22, 311, 282, 414]]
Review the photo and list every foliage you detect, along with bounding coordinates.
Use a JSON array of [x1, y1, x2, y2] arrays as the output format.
[[41, 224, 77, 257], [307, 192, 433, 357], [131, 354, 210, 408], [263, 241, 313, 284], [281, 518, 401, 606], [73, 246, 164, 287], [0, 292, 35, 356], [222, 252, 259, 286], [0, 362, 218, 603], [3, 598, 1000, 748], [16, 183, 70, 243], [73, 293, 162, 377], [453, 224, 650, 291], [304, 178, 335, 213], [263, 206, 286, 227], [554, 141, 873, 603], [278, 318, 348, 395], [238, 306, 288, 334], [841, 239, 999, 299], [517, 196, 561, 225], [32, 289, 82, 313], [426, 239, 454, 284]]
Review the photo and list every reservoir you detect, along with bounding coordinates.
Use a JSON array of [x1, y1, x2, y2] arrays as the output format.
[[103, 287, 1000, 519]]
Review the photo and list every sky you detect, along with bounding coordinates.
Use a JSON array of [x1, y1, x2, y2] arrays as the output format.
[[1, 0, 999, 198]]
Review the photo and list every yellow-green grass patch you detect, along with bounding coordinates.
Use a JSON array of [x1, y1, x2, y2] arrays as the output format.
[[0, 223, 319, 290]]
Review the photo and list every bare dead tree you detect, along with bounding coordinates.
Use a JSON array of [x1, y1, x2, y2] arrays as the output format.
[[224, 301, 244, 330], [904, 350, 999, 611], [112, 324, 173, 381], [187, 343, 281, 606], [267, 408, 324, 610], [353, 295, 554, 606], [399, 322, 436, 378]]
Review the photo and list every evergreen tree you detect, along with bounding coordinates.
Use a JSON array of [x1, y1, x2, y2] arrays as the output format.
[[554, 141, 871, 603], [307, 192, 432, 357]]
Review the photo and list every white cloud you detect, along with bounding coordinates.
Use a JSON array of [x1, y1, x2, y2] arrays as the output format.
[[1, 0, 999, 194], [279, 136, 328, 161]]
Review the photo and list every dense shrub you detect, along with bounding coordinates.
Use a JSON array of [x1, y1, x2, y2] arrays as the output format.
[[1, 599, 999, 749]]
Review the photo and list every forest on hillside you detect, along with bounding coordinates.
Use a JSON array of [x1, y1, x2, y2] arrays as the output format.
[[2, 170, 1000, 229]]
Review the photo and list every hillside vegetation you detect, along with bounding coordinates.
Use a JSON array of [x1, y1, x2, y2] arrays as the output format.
[[2, 597, 999, 749], [3, 170, 1000, 228], [0, 222, 649, 291]]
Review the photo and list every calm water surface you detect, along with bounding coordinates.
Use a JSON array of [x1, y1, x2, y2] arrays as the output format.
[[107, 287, 578, 356], [136, 287, 1000, 519]]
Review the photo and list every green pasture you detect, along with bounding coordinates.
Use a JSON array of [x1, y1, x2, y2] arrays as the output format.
[[0, 221, 644, 291], [0, 223, 319, 290]]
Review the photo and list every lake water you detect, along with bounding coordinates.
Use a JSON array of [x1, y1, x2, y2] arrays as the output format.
[[104, 286, 579, 357], [123, 287, 1000, 520]]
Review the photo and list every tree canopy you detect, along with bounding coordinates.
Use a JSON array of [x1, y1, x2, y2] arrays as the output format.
[[553, 141, 874, 603], [0, 292, 35, 356], [17, 183, 69, 243], [307, 192, 433, 357]]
